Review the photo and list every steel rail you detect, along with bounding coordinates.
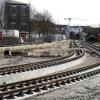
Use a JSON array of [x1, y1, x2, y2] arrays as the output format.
[[0, 63, 100, 99], [0, 50, 84, 76], [0, 51, 74, 75], [80, 41, 100, 56], [0, 41, 99, 99], [0, 41, 75, 75]]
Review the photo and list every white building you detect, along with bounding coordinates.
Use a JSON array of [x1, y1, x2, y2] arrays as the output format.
[[64, 26, 83, 38]]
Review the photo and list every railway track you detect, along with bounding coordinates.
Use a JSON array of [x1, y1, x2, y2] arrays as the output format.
[[86, 42, 100, 51], [0, 62, 100, 100], [0, 40, 93, 99], [80, 41, 100, 56], [0, 50, 84, 76], [0, 51, 75, 75], [90, 44, 100, 51], [0, 41, 84, 76]]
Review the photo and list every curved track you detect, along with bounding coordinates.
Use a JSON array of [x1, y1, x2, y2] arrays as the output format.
[[0, 41, 83, 76], [0, 51, 80, 75], [0, 40, 98, 99]]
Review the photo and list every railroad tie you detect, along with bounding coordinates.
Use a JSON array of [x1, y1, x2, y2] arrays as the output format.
[[79, 76, 84, 80], [31, 80, 37, 85], [66, 72, 70, 76], [54, 81, 60, 87], [71, 78, 76, 82], [48, 63, 52, 67], [95, 71, 99, 74], [98, 70, 100, 74], [92, 71, 96, 75], [0, 72, 6, 75], [17, 69, 21, 73], [48, 84, 54, 88], [38, 79, 43, 83], [41, 85, 48, 90], [90, 72, 93, 76], [43, 78, 48, 82], [16, 91, 24, 97], [48, 76, 53, 80], [1, 86, 8, 91], [60, 81, 66, 85], [0, 96, 4, 100], [18, 83, 24, 88], [30, 67, 34, 70], [95, 71, 98, 75], [87, 73, 91, 77], [70, 71, 73, 75], [44, 64, 48, 68], [26, 68, 30, 71], [76, 69, 80, 73], [75, 70, 79, 73], [53, 75, 58, 79], [62, 73, 66, 77], [25, 82, 30, 86], [83, 75, 87, 79], [66, 79, 71, 84], [12, 70, 16, 74], [46, 64, 50, 67], [10, 85, 16, 89], [34, 87, 41, 92], [72, 70, 77, 74], [58, 74, 62, 78], [76, 76, 80, 81], [78, 69, 82, 72], [25, 89, 33, 94], [21, 69, 26, 72], [6, 93, 15, 99], [37, 66, 41, 69], [34, 67, 38, 70]]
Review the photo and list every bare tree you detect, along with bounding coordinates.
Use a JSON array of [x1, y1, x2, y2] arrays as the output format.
[[31, 10, 55, 42], [30, 7, 38, 19]]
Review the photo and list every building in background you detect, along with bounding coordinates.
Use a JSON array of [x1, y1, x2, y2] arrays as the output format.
[[55, 24, 83, 39], [96, 33, 100, 42], [0, 0, 30, 44], [4, 0, 29, 31]]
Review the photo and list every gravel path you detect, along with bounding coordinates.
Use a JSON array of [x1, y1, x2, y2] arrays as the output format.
[[0, 56, 51, 68]]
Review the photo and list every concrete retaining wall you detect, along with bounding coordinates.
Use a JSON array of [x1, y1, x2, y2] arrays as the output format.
[[33, 53, 86, 78]]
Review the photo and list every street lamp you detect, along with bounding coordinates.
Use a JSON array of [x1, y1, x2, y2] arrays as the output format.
[[64, 18, 72, 26]]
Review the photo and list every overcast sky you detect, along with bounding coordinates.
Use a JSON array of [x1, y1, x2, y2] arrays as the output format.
[[16, 0, 100, 26]]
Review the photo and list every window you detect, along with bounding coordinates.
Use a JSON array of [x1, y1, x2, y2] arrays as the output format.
[[22, 23, 26, 25], [21, 24, 26, 30], [11, 6, 16, 14], [21, 6, 26, 14], [10, 22, 16, 29]]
